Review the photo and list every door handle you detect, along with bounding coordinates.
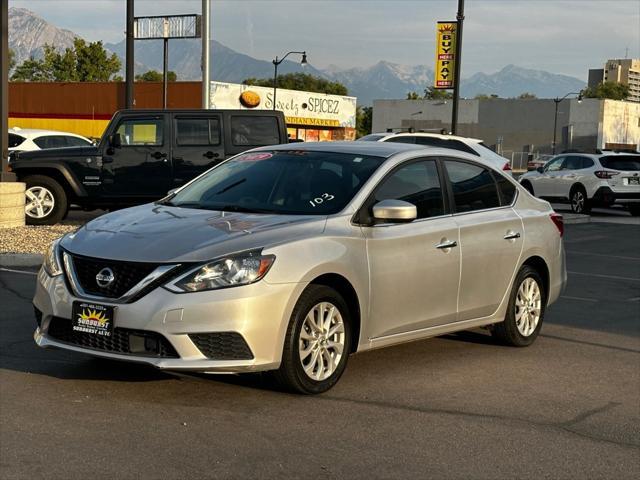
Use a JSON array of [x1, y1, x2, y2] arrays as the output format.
[[504, 231, 521, 240], [435, 239, 458, 249], [102, 156, 114, 164], [203, 151, 219, 159], [151, 151, 167, 160], [172, 156, 183, 161]]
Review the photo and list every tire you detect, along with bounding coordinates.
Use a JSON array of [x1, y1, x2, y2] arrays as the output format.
[[628, 205, 640, 217], [492, 265, 547, 347], [23, 175, 68, 225], [570, 186, 591, 214], [520, 181, 534, 196], [273, 285, 351, 394]]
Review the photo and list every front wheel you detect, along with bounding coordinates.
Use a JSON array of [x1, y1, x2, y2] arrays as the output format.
[[23, 175, 68, 225], [274, 285, 351, 394], [492, 265, 547, 347]]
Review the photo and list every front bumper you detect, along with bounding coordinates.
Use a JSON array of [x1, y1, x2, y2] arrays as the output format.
[[33, 267, 303, 372]]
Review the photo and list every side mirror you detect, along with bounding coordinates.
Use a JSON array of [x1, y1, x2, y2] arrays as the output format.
[[372, 199, 417, 223], [110, 133, 122, 149], [536, 166, 544, 173]]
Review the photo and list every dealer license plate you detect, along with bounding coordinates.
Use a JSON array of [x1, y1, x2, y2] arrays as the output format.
[[71, 301, 115, 337], [625, 177, 639, 185]]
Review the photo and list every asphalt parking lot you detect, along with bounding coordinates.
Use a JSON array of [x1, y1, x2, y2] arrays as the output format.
[[1, 221, 639, 479]]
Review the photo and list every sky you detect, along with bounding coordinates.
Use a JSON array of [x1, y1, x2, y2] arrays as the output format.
[[9, 0, 640, 80]]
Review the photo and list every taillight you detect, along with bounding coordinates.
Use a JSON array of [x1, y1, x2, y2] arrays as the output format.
[[502, 162, 512, 171], [594, 170, 619, 179], [549, 213, 564, 237]]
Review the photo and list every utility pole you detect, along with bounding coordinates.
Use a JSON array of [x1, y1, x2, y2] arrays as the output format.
[[125, 0, 135, 109], [201, 0, 210, 108], [1, 0, 14, 182], [450, 0, 464, 135]]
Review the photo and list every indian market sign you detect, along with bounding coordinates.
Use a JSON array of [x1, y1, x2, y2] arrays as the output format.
[[209, 81, 357, 128], [434, 21, 457, 89]]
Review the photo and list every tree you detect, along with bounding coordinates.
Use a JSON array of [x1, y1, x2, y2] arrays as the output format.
[[424, 86, 453, 100], [136, 70, 177, 82], [243, 73, 348, 96], [11, 39, 121, 82], [518, 92, 537, 99], [474, 93, 500, 99], [406, 91, 421, 100], [582, 81, 629, 101], [356, 106, 372, 138], [8, 49, 15, 71]]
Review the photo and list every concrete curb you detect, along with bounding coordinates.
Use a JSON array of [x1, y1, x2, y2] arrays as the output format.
[[562, 213, 591, 225], [0, 253, 44, 268]]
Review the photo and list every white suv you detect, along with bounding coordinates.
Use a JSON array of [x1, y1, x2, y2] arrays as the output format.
[[9, 128, 93, 153], [358, 132, 512, 174], [518, 153, 640, 215]]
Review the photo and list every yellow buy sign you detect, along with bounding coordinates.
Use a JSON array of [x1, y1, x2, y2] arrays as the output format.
[[434, 21, 457, 89]]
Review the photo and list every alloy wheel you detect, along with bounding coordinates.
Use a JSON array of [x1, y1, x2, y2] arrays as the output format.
[[572, 191, 585, 213], [515, 277, 542, 337], [25, 186, 55, 219], [298, 301, 345, 381]]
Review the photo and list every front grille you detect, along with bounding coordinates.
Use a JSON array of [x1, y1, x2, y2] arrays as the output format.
[[47, 317, 179, 358], [189, 332, 254, 360], [68, 253, 159, 298]]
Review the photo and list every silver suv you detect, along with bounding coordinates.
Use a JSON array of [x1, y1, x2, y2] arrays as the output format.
[[518, 153, 640, 215], [33, 142, 566, 394]]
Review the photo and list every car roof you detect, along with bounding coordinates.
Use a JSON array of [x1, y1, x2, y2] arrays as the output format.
[[256, 141, 427, 158], [9, 128, 88, 139]]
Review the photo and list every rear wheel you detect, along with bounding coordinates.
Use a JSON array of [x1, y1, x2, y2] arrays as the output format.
[[628, 205, 640, 217], [23, 175, 68, 225], [274, 285, 351, 394], [492, 265, 546, 347], [570, 186, 591, 214]]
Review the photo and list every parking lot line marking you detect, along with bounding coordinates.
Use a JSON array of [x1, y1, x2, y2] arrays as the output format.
[[567, 251, 640, 261], [568, 271, 640, 282], [0, 268, 37, 276], [560, 295, 598, 303], [628, 297, 640, 302]]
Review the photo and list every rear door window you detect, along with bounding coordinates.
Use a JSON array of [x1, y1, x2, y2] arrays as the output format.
[[564, 156, 584, 170], [65, 136, 92, 147], [231, 116, 280, 146], [33, 135, 69, 149], [444, 160, 500, 213], [175, 117, 221, 146], [494, 174, 517, 205]]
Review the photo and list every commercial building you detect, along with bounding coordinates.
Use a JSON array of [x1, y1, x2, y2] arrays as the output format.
[[373, 98, 640, 165], [209, 81, 357, 141], [588, 59, 640, 102], [8, 81, 357, 141]]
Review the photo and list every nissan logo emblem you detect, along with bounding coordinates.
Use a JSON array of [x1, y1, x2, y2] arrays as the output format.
[[95, 268, 115, 288]]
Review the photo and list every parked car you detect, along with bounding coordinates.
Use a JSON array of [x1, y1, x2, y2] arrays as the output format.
[[9, 127, 93, 153], [34, 142, 566, 394], [9, 109, 288, 225], [518, 152, 640, 215], [358, 132, 512, 174]]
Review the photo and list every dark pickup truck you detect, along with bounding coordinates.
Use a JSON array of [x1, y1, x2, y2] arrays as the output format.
[[10, 109, 289, 224]]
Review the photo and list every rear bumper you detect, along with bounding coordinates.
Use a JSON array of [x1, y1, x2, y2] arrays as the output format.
[[592, 187, 640, 205]]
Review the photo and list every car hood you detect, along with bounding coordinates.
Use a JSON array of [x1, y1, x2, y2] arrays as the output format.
[[16, 146, 99, 160], [60, 203, 327, 263]]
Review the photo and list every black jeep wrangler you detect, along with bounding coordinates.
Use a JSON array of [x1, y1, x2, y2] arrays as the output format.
[[10, 109, 288, 225]]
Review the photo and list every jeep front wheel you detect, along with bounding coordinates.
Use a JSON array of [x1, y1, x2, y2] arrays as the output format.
[[23, 175, 68, 225]]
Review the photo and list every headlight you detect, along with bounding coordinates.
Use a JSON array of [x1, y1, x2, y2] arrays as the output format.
[[43, 238, 63, 277], [165, 251, 275, 292]]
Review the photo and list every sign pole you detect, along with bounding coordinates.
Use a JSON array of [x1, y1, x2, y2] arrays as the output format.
[[125, 0, 134, 109], [201, 0, 210, 108], [451, 0, 464, 135], [163, 37, 168, 108], [1, 0, 14, 182]]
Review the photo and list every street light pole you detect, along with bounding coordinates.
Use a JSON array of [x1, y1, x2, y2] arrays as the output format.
[[272, 51, 307, 110], [201, 0, 210, 108], [552, 92, 582, 154], [125, 0, 135, 109]]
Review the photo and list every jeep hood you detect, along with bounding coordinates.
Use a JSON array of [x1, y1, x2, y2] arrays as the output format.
[[60, 203, 327, 263], [16, 146, 99, 160]]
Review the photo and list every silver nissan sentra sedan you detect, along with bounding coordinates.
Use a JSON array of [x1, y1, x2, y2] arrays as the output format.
[[33, 142, 566, 394]]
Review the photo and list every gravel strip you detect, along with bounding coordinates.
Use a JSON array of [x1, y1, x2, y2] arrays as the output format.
[[0, 224, 79, 255]]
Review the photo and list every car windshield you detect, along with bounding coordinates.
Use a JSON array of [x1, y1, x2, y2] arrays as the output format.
[[164, 150, 386, 215], [599, 155, 640, 171]]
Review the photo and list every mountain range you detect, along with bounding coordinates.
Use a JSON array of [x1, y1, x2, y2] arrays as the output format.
[[8, 7, 586, 104]]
